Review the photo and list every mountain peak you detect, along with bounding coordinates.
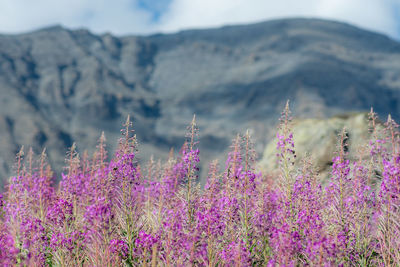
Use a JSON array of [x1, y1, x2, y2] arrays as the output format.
[[0, 18, 400, 185], [34, 24, 66, 33]]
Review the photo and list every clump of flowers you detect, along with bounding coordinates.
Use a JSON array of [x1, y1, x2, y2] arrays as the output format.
[[0, 105, 399, 266]]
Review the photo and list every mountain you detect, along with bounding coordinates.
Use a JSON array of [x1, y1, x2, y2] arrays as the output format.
[[0, 18, 400, 185]]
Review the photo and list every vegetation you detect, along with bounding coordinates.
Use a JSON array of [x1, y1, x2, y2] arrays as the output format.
[[0, 103, 399, 266]]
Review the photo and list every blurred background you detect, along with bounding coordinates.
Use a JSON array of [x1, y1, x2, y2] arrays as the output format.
[[0, 0, 400, 185]]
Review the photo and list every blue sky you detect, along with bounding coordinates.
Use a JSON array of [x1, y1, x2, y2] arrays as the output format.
[[0, 0, 399, 39], [137, 0, 171, 22]]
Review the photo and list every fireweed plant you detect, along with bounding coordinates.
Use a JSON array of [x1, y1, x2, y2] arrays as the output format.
[[0, 105, 399, 266]]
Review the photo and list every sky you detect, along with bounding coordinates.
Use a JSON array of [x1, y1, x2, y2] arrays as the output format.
[[0, 0, 399, 39]]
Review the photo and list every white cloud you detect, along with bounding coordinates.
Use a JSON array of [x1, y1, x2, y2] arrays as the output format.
[[0, 0, 399, 38], [0, 0, 156, 35], [158, 0, 400, 38], [315, 0, 399, 37]]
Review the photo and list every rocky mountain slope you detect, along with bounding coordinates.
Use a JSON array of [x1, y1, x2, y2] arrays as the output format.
[[0, 18, 400, 185], [258, 112, 382, 182]]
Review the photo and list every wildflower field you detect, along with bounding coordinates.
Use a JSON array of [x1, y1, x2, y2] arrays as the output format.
[[0, 103, 399, 266]]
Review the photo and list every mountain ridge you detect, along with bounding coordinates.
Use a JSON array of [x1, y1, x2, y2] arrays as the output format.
[[0, 18, 400, 184]]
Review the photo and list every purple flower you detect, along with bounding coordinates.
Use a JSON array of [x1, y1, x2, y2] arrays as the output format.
[[110, 239, 129, 258], [47, 198, 74, 227]]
